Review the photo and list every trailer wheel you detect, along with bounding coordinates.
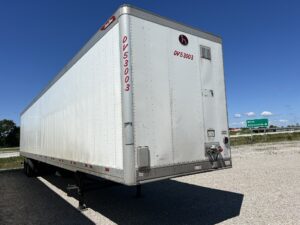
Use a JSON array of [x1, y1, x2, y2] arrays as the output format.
[[23, 160, 27, 174], [26, 163, 32, 177]]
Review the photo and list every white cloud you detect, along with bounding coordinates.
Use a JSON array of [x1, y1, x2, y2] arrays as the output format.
[[261, 111, 273, 116], [245, 112, 255, 117], [234, 113, 241, 118], [229, 121, 246, 128], [279, 119, 288, 123]]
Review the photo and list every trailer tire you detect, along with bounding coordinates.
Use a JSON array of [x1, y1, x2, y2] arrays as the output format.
[[23, 160, 27, 174], [26, 163, 32, 177]]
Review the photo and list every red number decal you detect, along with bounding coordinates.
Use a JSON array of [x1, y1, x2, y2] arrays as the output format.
[[122, 35, 130, 91], [173, 50, 194, 61]]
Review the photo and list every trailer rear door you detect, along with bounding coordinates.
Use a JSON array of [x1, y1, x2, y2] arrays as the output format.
[[130, 16, 230, 170], [168, 35, 205, 164]]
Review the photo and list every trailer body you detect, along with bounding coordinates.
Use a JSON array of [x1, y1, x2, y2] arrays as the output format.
[[20, 5, 231, 185]]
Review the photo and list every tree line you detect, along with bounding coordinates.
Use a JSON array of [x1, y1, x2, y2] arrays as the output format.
[[0, 119, 20, 147]]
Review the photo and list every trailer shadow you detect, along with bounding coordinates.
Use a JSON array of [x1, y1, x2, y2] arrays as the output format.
[[0, 169, 94, 225], [44, 174, 244, 225]]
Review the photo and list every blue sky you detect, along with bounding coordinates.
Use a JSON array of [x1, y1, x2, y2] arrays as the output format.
[[0, 0, 299, 127]]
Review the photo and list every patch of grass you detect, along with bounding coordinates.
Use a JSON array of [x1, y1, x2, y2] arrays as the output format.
[[0, 156, 24, 169], [230, 132, 300, 146], [0, 147, 19, 152]]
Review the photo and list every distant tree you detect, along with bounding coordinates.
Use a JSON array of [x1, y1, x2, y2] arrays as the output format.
[[0, 119, 20, 147], [6, 126, 20, 147]]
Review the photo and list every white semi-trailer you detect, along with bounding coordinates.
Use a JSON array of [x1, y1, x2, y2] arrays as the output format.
[[21, 5, 231, 187]]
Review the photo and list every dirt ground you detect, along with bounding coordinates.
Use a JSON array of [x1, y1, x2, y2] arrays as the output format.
[[0, 141, 299, 225]]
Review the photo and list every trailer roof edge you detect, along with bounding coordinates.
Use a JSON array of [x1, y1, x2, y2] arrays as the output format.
[[118, 4, 222, 44], [21, 4, 222, 116]]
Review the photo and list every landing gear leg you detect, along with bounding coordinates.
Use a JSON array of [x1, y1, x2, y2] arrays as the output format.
[[75, 172, 87, 210]]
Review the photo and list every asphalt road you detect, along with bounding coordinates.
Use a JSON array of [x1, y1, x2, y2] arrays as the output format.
[[0, 141, 299, 225]]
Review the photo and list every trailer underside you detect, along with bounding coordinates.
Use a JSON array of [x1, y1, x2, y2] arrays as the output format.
[[21, 151, 232, 185]]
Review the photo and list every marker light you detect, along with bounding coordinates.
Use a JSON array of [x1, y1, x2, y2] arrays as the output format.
[[100, 16, 116, 30]]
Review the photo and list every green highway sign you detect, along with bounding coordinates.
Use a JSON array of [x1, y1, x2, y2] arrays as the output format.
[[246, 119, 269, 128]]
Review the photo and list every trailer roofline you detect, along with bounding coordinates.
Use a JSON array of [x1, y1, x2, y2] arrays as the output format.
[[118, 4, 222, 43], [21, 4, 222, 116]]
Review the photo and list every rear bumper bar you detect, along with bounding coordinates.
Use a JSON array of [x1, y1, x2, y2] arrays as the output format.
[[137, 158, 232, 184]]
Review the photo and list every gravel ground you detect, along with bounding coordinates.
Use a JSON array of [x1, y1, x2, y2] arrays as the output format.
[[179, 141, 300, 225], [0, 151, 20, 158], [0, 141, 299, 225]]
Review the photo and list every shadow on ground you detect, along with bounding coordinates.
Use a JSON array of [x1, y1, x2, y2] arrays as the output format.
[[44, 172, 244, 225], [0, 169, 94, 225], [0, 169, 243, 225]]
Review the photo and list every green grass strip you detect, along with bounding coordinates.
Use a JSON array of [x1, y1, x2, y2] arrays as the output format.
[[230, 132, 300, 146], [0, 156, 24, 169]]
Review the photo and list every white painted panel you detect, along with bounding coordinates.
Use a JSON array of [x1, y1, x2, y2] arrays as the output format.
[[168, 30, 205, 164], [130, 16, 230, 167], [20, 24, 123, 169], [130, 17, 174, 167], [198, 40, 230, 158]]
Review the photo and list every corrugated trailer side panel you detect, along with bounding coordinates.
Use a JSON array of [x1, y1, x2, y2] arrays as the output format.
[[20, 24, 124, 170]]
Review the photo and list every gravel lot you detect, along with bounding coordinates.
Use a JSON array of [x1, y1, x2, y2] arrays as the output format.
[[0, 141, 299, 225], [0, 151, 20, 158]]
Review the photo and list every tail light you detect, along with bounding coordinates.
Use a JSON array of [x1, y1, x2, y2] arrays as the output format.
[[224, 137, 229, 144]]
